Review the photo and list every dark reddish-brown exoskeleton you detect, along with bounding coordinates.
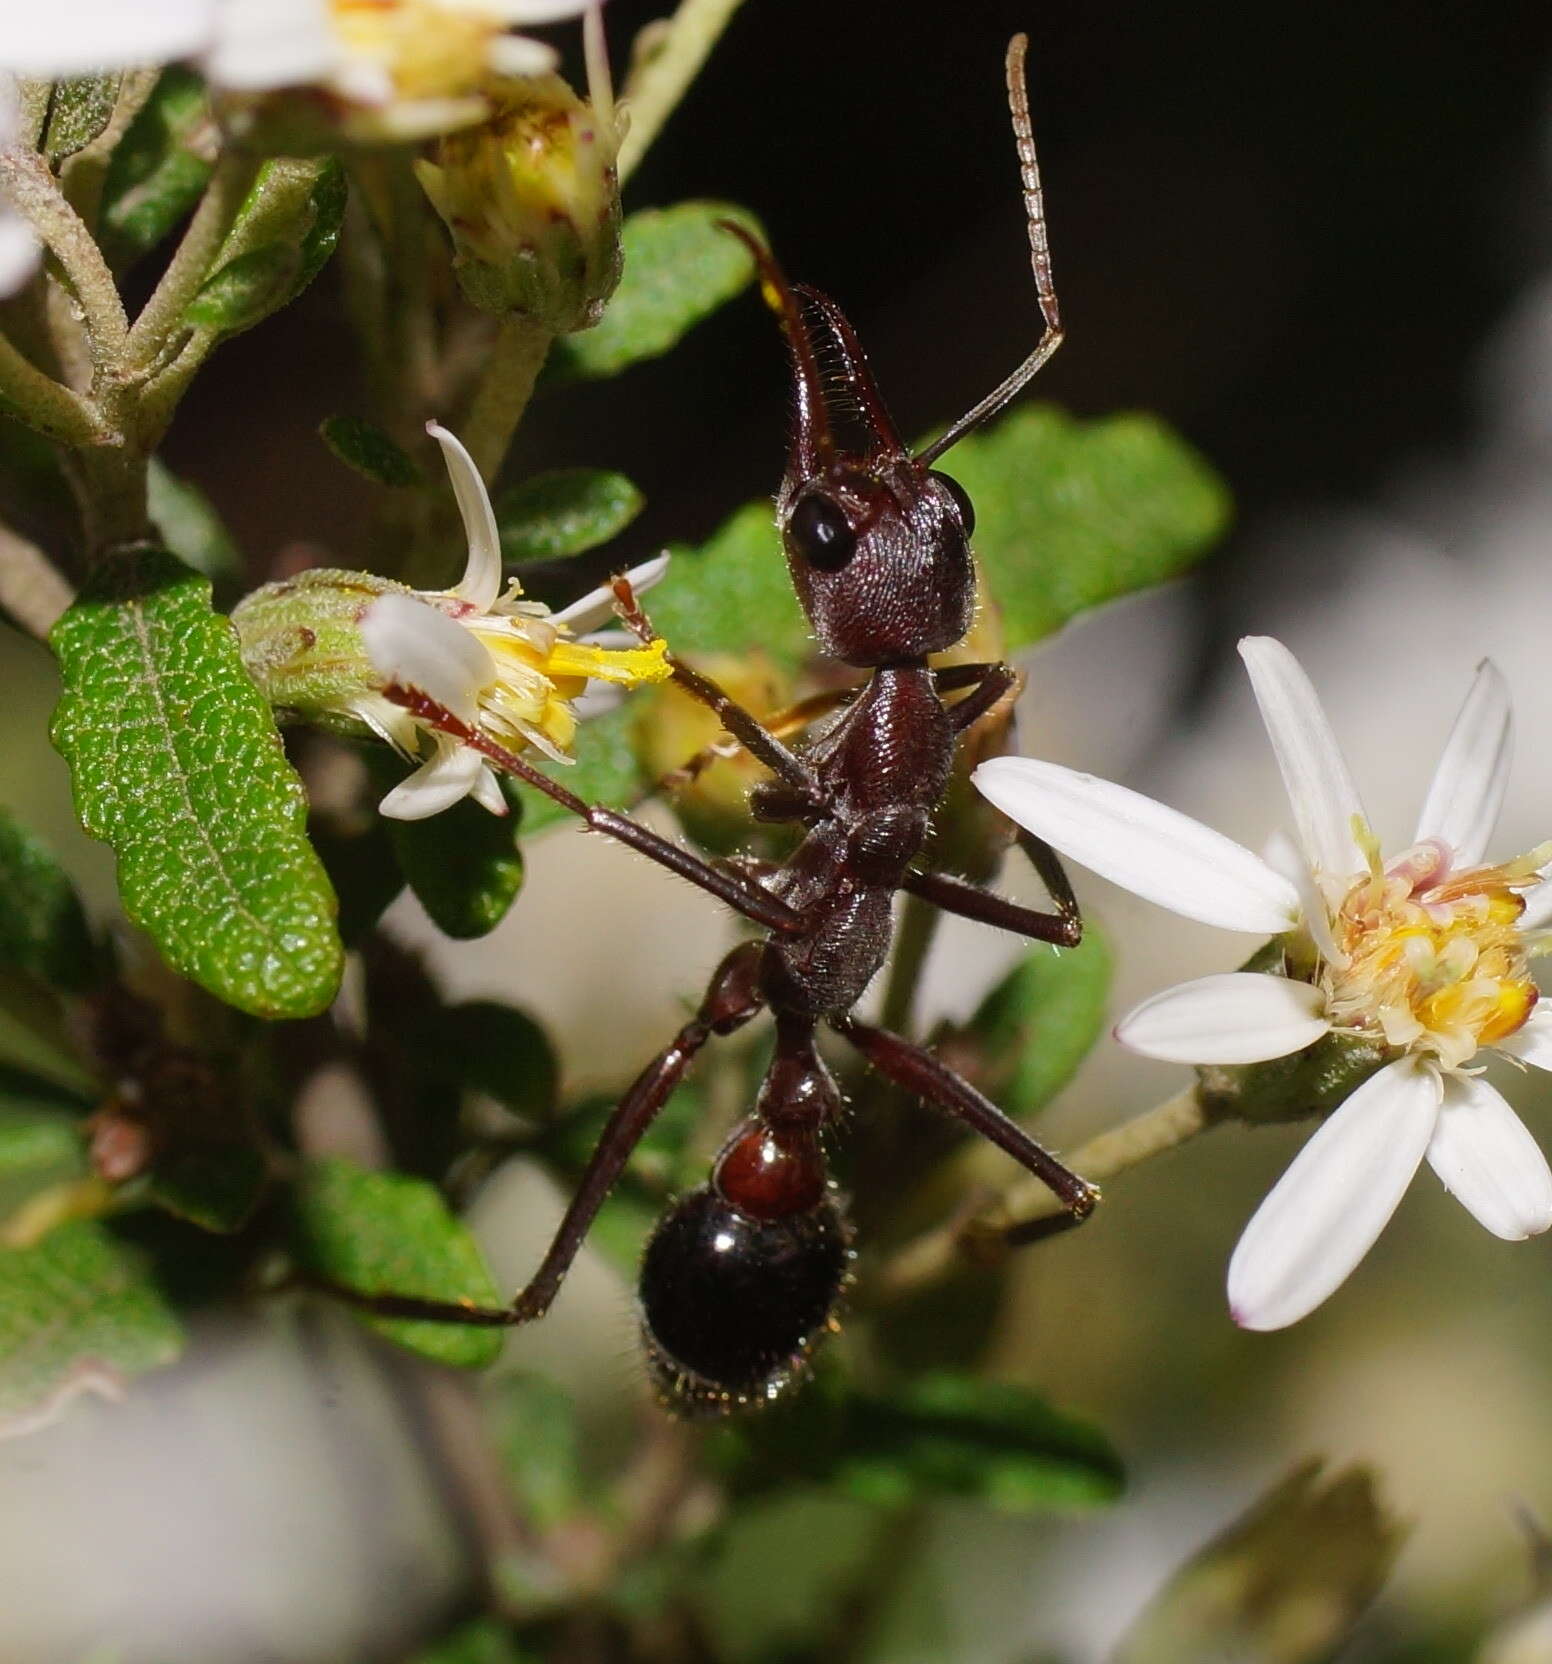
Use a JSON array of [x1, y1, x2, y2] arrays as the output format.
[[349, 36, 1098, 1414]]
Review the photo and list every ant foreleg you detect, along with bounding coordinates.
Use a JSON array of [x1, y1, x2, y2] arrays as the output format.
[[609, 574, 832, 813], [315, 943, 768, 1329], [933, 660, 1020, 734], [384, 683, 806, 935], [830, 1013, 1099, 1221]]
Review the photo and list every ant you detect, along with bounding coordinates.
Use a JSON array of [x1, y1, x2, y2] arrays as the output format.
[[345, 35, 1098, 1414]]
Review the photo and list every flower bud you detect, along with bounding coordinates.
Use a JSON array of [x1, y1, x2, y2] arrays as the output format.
[[231, 569, 407, 739], [415, 72, 623, 330]]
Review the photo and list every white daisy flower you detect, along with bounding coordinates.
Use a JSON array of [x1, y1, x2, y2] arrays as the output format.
[[973, 635, 1552, 1331], [0, 77, 41, 298], [234, 421, 669, 820]]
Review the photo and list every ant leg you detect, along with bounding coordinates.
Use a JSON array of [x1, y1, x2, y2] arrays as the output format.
[[609, 575, 832, 812], [384, 683, 806, 936], [902, 828, 1081, 948], [320, 944, 768, 1328], [830, 1013, 1099, 1220], [934, 660, 1019, 734]]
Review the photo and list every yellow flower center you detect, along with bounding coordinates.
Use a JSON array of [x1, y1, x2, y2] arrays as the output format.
[[331, 0, 503, 103], [1322, 840, 1540, 1070]]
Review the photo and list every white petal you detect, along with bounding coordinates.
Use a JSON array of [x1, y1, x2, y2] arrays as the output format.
[[551, 552, 671, 632], [1520, 876, 1552, 930], [467, 0, 591, 21], [1427, 1073, 1552, 1240], [428, 422, 502, 612], [204, 0, 338, 89], [0, 210, 39, 299], [361, 592, 492, 722], [1262, 827, 1342, 964], [1227, 1055, 1441, 1330], [972, 756, 1299, 934], [469, 762, 509, 816], [0, 0, 214, 74], [1238, 636, 1368, 879], [485, 34, 558, 75], [1498, 1004, 1552, 1072], [1412, 660, 1511, 865], [377, 738, 484, 821], [1116, 973, 1330, 1065]]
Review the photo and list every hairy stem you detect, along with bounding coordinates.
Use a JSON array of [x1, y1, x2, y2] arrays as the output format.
[[461, 314, 553, 481], [0, 328, 105, 447], [879, 889, 940, 1038], [0, 146, 127, 366], [125, 151, 261, 367], [616, 0, 749, 183], [872, 1083, 1210, 1302], [0, 521, 74, 637]]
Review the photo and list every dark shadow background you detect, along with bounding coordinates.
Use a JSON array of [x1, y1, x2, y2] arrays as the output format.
[[169, 0, 1552, 635]]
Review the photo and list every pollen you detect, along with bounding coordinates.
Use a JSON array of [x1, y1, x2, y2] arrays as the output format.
[[1322, 845, 1539, 1071]]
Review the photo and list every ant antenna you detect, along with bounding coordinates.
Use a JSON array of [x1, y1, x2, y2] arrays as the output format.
[[916, 33, 1063, 467]]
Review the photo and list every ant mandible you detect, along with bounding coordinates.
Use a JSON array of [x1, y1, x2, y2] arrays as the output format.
[[350, 34, 1099, 1414]]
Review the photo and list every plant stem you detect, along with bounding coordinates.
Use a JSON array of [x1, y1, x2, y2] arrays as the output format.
[[0, 328, 105, 447], [61, 69, 158, 230], [461, 315, 552, 481], [0, 146, 127, 365], [616, 0, 749, 183], [0, 521, 74, 637], [125, 151, 260, 367], [871, 1083, 1211, 1303], [879, 890, 940, 1038]]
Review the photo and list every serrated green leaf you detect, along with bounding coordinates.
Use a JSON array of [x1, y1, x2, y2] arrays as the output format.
[[185, 242, 299, 332], [0, 1221, 183, 1431], [388, 773, 525, 940], [548, 201, 760, 383], [965, 929, 1112, 1117], [496, 469, 644, 564], [293, 1156, 502, 1368], [43, 74, 122, 162], [50, 547, 343, 1019], [489, 1373, 583, 1532], [319, 414, 422, 489], [947, 405, 1229, 650], [410, 1618, 536, 1664], [100, 68, 213, 268], [147, 457, 243, 583], [434, 1002, 557, 1120], [0, 807, 94, 991]]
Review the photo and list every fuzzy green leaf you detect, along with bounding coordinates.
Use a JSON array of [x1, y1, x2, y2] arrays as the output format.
[[388, 774, 525, 939], [42, 74, 122, 162], [434, 1002, 557, 1120], [965, 929, 1112, 1117], [548, 201, 760, 383], [497, 469, 644, 564], [148, 1139, 267, 1234], [948, 405, 1230, 650], [100, 68, 213, 268], [0, 1221, 183, 1432], [0, 1094, 85, 1223], [185, 243, 299, 333], [514, 700, 642, 834], [147, 457, 243, 583], [291, 158, 346, 298], [293, 1157, 502, 1368], [319, 415, 423, 489], [50, 547, 343, 1019], [0, 808, 94, 992]]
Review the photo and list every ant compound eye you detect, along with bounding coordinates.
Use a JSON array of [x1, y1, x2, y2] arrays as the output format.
[[787, 493, 858, 572], [639, 1187, 850, 1416], [929, 469, 976, 537]]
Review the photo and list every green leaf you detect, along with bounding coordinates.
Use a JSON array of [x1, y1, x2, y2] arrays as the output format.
[[0, 808, 94, 992], [489, 1373, 583, 1532], [185, 243, 300, 333], [948, 404, 1230, 650], [548, 202, 760, 383], [148, 1139, 266, 1234], [410, 1619, 536, 1664], [650, 499, 809, 671], [42, 74, 122, 162], [0, 1096, 86, 1223], [963, 929, 1112, 1117], [293, 1156, 502, 1368], [319, 415, 423, 489], [497, 469, 644, 564], [717, 1372, 1122, 1513], [147, 457, 244, 583], [291, 158, 346, 299], [513, 701, 642, 834], [100, 69, 214, 268], [387, 773, 525, 940], [50, 547, 344, 1019], [0, 1221, 183, 1432], [434, 1002, 557, 1120], [310, 815, 403, 948]]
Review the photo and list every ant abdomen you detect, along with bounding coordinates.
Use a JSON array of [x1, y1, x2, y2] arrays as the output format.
[[638, 1187, 851, 1416]]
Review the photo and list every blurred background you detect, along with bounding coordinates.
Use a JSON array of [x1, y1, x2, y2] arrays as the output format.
[[7, 0, 1552, 1657]]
